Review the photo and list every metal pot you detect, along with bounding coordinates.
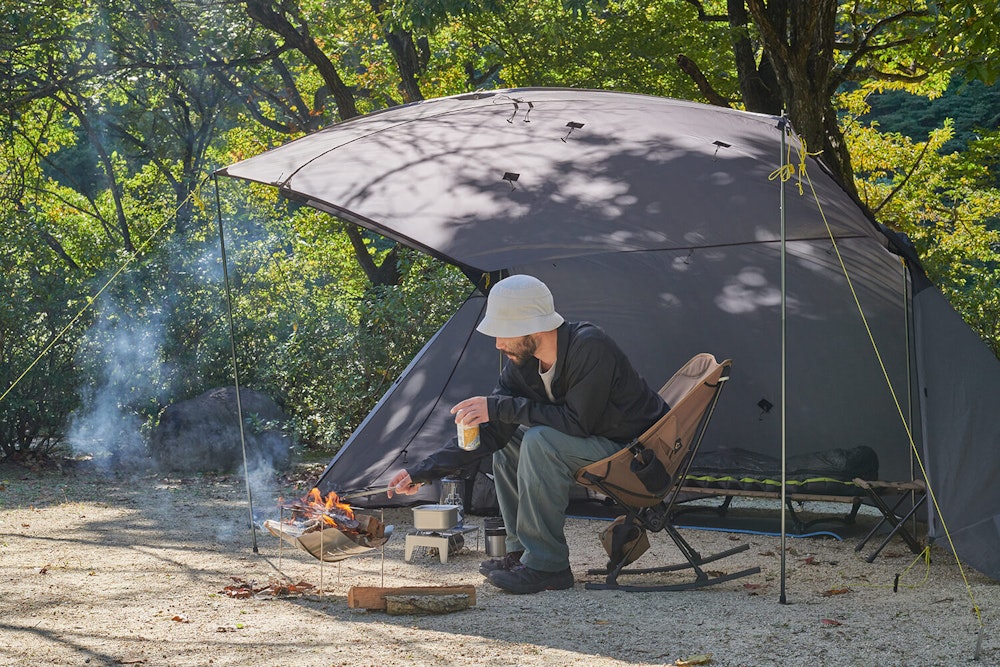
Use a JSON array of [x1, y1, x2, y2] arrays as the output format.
[[412, 504, 460, 531]]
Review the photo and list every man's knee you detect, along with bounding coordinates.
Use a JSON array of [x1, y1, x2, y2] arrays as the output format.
[[520, 425, 559, 448], [520, 426, 571, 465]]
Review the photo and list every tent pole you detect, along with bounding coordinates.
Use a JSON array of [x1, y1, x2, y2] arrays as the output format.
[[778, 117, 789, 604], [214, 173, 258, 553]]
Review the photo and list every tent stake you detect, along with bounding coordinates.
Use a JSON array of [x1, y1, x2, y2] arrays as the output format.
[[214, 173, 258, 553]]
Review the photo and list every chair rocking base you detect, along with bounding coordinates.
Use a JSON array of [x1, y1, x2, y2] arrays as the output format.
[[586, 565, 762, 592], [585, 541, 761, 592]]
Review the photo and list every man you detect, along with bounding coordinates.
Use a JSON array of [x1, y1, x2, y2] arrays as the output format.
[[388, 274, 667, 594]]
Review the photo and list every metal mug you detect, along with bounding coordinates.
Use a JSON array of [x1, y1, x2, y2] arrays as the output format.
[[484, 516, 507, 557]]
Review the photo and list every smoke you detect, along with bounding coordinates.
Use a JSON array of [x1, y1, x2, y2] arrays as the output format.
[[67, 299, 169, 470]]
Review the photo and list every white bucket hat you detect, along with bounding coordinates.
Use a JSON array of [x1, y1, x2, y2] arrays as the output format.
[[476, 275, 565, 338]]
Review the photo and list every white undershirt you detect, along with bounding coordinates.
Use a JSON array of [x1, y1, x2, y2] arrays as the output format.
[[539, 360, 556, 402]]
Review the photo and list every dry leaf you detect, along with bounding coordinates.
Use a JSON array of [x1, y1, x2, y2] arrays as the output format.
[[171, 615, 189, 623], [822, 588, 850, 597], [39, 565, 49, 575], [676, 653, 712, 666], [219, 577, 315, 599], [821, 619, 842, 626], [594, 620, 611, 625]]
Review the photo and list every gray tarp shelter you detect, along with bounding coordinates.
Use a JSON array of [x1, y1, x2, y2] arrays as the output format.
[[218, 88, 1000, 581]]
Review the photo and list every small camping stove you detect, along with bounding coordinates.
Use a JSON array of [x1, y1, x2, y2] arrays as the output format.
[[404, 504, 478, 564]]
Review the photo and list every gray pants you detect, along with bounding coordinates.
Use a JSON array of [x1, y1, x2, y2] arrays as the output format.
[[493, 425, 621, 572]]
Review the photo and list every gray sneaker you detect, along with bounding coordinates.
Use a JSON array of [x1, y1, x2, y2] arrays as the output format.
[[478, 550, 523, 577], [488, 564, 574, 594]]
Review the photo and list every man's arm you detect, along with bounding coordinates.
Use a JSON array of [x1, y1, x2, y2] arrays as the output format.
[[489, 333, 616, 436]]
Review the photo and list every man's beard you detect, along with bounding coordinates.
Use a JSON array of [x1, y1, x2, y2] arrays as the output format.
[[501, 335, 538, 366]]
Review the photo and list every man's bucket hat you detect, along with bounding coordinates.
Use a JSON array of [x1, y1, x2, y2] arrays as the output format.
[[476, 275, 565, 338]]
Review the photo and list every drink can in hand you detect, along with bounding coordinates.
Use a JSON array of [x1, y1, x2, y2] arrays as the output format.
[[457, 422, 481, 451]]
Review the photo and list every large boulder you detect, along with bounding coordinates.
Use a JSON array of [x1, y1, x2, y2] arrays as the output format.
[[150, 387, 292, 473]]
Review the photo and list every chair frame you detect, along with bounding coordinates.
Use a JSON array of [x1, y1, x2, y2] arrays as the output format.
[[578, 355, 761, 592]]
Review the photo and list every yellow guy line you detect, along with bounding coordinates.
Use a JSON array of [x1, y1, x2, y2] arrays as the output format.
[[0, 180, 206, 407], [779, 136, 982, 629]]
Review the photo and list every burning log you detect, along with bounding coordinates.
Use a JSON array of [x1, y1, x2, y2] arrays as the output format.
[[264, 488, 392, 562]]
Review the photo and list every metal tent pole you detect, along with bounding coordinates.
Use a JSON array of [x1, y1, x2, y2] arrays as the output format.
[[214, 173, 258, 553], [778, 118, 789, 604]]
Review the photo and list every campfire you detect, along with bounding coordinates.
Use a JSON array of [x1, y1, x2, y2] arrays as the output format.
[[263, 488, 392, 562]]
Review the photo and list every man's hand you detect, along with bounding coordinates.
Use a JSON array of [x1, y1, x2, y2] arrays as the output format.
[[387, 469, 422, 498], [451, 396, 489, 426]]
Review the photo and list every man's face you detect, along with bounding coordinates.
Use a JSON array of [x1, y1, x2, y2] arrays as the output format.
[[495, 334, 538, 366]]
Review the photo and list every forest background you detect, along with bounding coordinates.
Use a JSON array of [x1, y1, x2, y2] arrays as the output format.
[[2, 0, 999, 467]]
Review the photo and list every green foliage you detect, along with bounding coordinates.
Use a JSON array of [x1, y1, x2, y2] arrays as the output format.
[[226, 214, 470, 448], [846, 96, 1000, 356], [435, 0, 734, 99], [863, 77, 1000, 157], [3, 0, 1000, 463]]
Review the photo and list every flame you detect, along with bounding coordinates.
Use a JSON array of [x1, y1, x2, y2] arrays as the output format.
[[281, 487, 355, 525], [308, 487, 355, 523]]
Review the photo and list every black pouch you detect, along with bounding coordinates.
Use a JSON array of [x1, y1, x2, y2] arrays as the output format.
[[629, 447, 672, 497]]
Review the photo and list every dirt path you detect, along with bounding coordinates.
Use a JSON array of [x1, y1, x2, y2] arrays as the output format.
[[1, 462, 996, 666]]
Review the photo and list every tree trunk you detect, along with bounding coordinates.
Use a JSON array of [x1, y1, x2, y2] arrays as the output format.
[[369, 0, 425, 104], [744, 0, 859, 199], [728, 0, 781, 114], [244, 0, 358, 120]]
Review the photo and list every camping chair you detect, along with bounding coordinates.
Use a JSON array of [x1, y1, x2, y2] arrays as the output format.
[[575, 353, 761, 591]]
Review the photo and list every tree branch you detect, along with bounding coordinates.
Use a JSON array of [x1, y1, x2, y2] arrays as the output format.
[[676, 54, 733, 107], [680, 0, 728, 21], [836, 9, 928, 84], [872, 139, 931, 216]]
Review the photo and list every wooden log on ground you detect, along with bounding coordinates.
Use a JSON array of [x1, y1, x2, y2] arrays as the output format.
[[385, 593, 471, 615], [347, 585, 476, 610]]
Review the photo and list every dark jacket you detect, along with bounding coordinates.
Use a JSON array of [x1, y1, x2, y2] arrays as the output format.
[[408, 321, 668, 483]]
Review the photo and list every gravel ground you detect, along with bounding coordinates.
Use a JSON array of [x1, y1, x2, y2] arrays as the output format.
[[1, 461, 997, 667]]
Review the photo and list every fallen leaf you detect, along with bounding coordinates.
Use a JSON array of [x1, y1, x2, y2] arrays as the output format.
[[743, 583, 764, 590], [39, 565, 49, 575], [219, 577, 315, 599], [676, 653, 712, 666], [216, 626, 238, 633], [594, 620, 611, 625], [21, 524, 30, 528], [821, 619, 842, 626], [822, 588, 850, 597], [171, 615, 189, 623]]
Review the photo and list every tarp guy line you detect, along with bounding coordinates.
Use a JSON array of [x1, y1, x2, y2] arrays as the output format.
[[793, 138, 985, 651]]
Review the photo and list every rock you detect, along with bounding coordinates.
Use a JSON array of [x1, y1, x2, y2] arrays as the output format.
[[149, 387, 291, 472]]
